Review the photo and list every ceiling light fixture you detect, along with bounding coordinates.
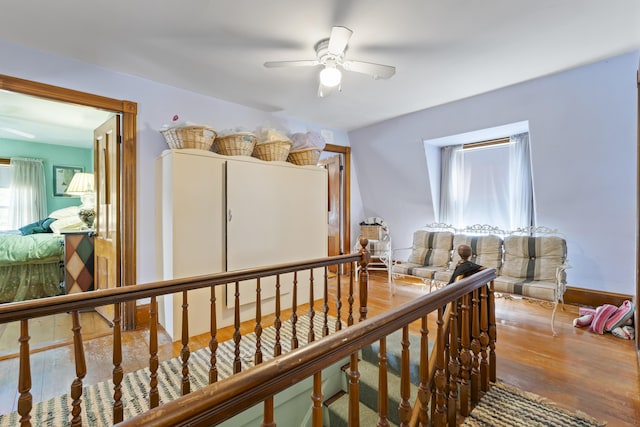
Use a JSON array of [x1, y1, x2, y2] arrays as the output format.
[[319, 64, 342, 87]]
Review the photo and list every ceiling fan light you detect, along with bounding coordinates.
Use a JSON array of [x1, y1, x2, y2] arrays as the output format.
[[319, 66, 342, 87]]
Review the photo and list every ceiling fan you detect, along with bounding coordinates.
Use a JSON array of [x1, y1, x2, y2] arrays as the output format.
[[264, 26, 396, 97]]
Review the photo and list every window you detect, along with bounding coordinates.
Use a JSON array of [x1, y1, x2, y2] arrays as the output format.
[[425, 123, 534, 232], [0, 161, 10, 231], [460, 141, 511, 229]]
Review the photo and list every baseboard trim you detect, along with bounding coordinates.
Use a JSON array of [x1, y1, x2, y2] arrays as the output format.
[[564, 286, 633, 308]]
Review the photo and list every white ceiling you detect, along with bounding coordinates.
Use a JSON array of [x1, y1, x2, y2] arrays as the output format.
[[0, 0, 639, 146]]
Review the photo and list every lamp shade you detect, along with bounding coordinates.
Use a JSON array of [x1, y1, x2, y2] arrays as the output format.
[[65, 172, 94, 195]]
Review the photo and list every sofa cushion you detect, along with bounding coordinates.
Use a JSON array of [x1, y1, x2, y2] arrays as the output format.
[[433, 269, 454, 284], [356, 239, 390, 257], [501, 235, 566, 281], [392, 262, 426, 277], [450, 234, 503, 271], [406, 230, 453, 267], [493, 275, 557, 301]]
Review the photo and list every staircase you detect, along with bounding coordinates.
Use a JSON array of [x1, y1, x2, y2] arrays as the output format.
[[324, 328, 426, 426]]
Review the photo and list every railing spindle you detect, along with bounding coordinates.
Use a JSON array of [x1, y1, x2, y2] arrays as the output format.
[[308, 269, 315, 343], [17, 319, 32, 427], [255, 278, 263, 365], [311, 372, 323, 427], [377, 337, 390, 427], [233, 281, 242, 373], [489, 281, 497, 383], [459, 293, 471, 416], [113, 302, 124, 423], [274, 275, 282, 357], [347, 264, 355, 326], [470, 289, 481, 404], [149, 297, 159, 408], [448, 299, 460, 427], [433, 307, 447, 427], [322, 266, 329, 337], [209, 285, 218, 384], [417, 315, 430, 427], [358, 238, 370, 322], [262, 396, 275, 427], [399, 326, 412, 426], [291, 272, 299, 349], [348, 353, 360, 426], [70, 310, 87, 426], [181, 290, 191, 395], [335, 268, 343, 331], [480, 284, 490, 392]]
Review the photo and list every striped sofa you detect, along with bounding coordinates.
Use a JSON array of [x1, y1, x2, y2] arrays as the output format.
[[391, 225, 570, 335]]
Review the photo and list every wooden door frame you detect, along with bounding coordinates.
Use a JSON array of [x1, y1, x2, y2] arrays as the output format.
[[636, 66, 639, 351], [323, 144, 351, 262], [0, 73, 137, 329]]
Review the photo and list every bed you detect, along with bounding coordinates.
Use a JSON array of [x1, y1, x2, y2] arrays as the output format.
[[0, 230, 65, 303]]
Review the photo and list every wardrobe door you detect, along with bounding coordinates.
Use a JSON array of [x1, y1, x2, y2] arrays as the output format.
[[157, 149, 226, 339], [226, 159, 328, 306]]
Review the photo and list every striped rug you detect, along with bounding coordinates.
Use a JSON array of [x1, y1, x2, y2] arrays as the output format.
[[462, 381, 606, 427], [0, 313, 337, 427]]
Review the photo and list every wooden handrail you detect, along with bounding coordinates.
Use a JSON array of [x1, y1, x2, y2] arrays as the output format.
[[0, 253, 362, 323], [118, 269, 497, 426]]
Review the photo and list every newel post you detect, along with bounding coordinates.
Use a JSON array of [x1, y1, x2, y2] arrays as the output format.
[[358, 236, 371, 321]]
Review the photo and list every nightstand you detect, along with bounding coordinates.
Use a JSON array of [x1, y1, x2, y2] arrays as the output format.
[[62, 229, 95, 294]]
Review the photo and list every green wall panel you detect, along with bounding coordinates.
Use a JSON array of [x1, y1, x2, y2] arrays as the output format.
[[0, 138, 93, 215]]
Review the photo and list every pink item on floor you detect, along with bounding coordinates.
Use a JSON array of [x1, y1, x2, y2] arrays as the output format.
[[573, 314, 593, 328], [589, 304, 618, 335], [604, 300, 635, 332], [578, 307, 596, 316]]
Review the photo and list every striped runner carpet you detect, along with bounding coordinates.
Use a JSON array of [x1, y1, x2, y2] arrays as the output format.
[[0, 313, 337, 427], [461, 381, 606, 427]]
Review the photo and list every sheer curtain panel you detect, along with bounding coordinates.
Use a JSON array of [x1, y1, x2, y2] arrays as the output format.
[[508, 133, 535, 230], [9, 157, 47, 229], [439, 144, 463, 226]]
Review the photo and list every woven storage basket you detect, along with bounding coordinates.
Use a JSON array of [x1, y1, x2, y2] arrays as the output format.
[[287, 147, 322, 166], [361, 225, 383, 240], [252, 140, 292, 162], [160, 126, 217, 150], [213, 133, 257, 156]]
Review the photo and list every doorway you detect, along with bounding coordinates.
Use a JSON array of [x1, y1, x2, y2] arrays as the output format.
[[0, 73, 138, 329], [322, 143, 351, 273]]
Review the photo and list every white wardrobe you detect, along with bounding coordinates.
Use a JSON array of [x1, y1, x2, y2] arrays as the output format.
[[156, 149, 328, 340]]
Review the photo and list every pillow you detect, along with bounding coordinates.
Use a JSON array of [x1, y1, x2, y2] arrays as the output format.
[[49, 205, 81, 219], [19, 217, 56, 235], [50, 215, 85, 234]]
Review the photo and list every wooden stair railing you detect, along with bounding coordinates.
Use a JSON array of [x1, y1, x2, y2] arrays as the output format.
[[118, 268, 497, 427], [0, 251, 368, 427]]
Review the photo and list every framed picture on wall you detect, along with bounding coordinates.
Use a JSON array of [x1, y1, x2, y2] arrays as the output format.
[[53, 165, 83, 197]]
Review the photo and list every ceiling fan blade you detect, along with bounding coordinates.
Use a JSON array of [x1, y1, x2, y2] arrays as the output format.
[[317, 82, 339, 98], [264, 60, 319, 68], [327, 26, 353, 55], [342, 60, 396, 79]]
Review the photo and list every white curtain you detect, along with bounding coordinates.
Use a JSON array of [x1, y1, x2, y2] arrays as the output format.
[[508, 132, 534, 230], [439, 144, 463, 226], [9, 157, 47, 228]]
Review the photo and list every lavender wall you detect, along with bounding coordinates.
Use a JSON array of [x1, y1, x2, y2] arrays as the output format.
[[349, 51, 639, 294], [0, 41, 361, 284]]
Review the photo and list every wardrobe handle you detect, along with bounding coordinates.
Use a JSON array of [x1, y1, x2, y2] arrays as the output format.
[[228, 209, 232, 222]]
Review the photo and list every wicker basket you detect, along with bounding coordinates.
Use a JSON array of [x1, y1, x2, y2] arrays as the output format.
[[212, 133, 257, 156], [360, 225, 383, 240], [287, 147, 322, 166], [160, 126, 217, 150], [252, 140, 292, 162]]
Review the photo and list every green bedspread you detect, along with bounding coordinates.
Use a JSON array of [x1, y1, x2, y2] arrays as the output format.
[[0, 233, 65, 303], [0, 233, 64, 266]]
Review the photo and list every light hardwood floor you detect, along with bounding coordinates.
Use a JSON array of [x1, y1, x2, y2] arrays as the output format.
[[0, 274, 638, 425]]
